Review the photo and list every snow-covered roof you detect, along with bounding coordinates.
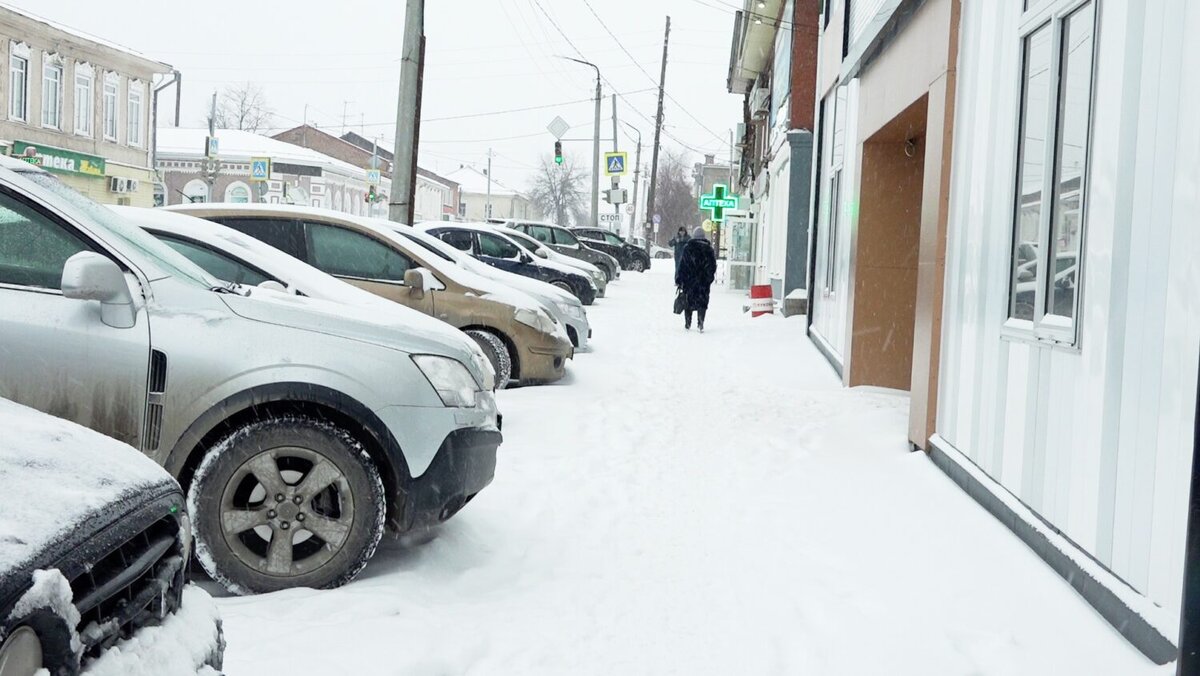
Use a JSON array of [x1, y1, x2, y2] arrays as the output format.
[[156, 128, 368, 179], [0, 3, 171, 72], [443, 166, 523, 198], [0, 398, 176, 574]]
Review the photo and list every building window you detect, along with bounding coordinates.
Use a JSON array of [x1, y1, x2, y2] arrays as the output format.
[[183, 179, 209, 203], [1008, 0, 1097, 343], [74, 64, 93, 136], [822, 85, 848, 295], [102, 74, 119, 141], [225, 182, 250, 204], [127, 81, 144, 147], [8, 50, 27, 122], [41, 58, 63, 129]]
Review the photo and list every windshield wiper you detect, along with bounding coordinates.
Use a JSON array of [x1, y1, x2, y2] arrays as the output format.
[[210, 281, 249, 296]]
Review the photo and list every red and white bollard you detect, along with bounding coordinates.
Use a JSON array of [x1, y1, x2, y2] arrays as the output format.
[[749, 285, 774, 317]]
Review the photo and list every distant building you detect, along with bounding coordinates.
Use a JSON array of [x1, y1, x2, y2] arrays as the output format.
[[0, 5, 172, 207], [273, 126, 460, 223], [443, 165, 533, 222], [338, 130, 461, 222], [156, 128, 378, 215]]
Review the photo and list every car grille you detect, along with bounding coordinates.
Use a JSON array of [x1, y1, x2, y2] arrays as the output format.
[[70, 515, 185, 663]]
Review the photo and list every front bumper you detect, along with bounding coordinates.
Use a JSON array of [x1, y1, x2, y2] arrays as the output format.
[[521, 336, 573, 384], [399, 428, 502, 531]]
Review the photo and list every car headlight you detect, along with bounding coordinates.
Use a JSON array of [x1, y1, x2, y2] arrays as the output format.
[[515, 307, 558, 335], [556, 301, 584, 320], [590, 270, 605, 285], [412, 355, 480, 407]]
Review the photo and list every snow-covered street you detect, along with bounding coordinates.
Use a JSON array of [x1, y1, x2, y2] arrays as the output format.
[[210, 268, 1165, 675]]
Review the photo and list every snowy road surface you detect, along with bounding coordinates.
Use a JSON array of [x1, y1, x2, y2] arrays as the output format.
[[209, 268, 1166, 675]]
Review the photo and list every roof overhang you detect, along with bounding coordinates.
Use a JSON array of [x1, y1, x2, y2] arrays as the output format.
[[726, 0, 786, 95]]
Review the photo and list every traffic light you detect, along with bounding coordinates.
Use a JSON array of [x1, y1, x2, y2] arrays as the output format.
[[366, 185, 377, 203], [554, 141, 563, 165]]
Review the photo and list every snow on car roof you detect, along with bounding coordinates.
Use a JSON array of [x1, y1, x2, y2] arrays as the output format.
[[0, 398, 175, 573]]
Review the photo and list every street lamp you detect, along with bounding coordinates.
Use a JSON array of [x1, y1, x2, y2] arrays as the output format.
[[559, 56, 602, 228]]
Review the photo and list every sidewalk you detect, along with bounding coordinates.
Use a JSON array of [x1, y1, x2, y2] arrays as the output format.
[[211, 268, 1169, 675]]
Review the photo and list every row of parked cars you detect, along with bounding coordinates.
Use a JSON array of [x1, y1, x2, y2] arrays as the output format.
[[0, 152, 652, 673]]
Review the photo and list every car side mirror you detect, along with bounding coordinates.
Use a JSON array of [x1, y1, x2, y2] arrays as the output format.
[[61, 252, 137, 329], [257, 280, 289, 294], [534, 249, 549, 259], [404, 268, 427, 296]]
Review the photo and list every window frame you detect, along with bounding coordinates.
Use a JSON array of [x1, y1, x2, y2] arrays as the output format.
[[0, 185, 100, 294], [1003, 0, 1100, 348], [126, 80, 144, 148], [73, 63, 94, 137], [8, 48, 28, 123], [41, 56, 64, 130], [102, 73, 119, 142]]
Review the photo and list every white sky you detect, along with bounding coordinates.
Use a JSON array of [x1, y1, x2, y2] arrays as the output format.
[[6, 1, 743, 190]]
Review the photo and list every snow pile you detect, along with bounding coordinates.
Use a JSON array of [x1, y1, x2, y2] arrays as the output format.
[[0, 399, 175, 572], [83, 586, 223, 676], [210, 269, 1172, 675]]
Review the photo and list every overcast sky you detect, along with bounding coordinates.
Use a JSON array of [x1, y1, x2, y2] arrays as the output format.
[[6, 0, 743, 191]]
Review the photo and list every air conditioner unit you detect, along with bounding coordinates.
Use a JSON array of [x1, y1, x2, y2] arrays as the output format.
[[750, 86, 770, 120], [127, 178, 139, 193], [109, 176, 128, 193]]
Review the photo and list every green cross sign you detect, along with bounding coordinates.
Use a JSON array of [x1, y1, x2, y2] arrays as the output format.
[[699, 184, 739, 223]]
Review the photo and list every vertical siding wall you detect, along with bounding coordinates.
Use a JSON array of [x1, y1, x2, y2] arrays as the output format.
[[810, 81, 860, 363], [939, 0, 1199, 626]]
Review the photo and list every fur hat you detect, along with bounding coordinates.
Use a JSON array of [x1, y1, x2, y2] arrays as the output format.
[[692, 226, 706, 239]]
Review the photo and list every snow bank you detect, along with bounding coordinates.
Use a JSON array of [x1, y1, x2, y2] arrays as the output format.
[[83, 586, 223, 676], [0, 399, 175, 572]]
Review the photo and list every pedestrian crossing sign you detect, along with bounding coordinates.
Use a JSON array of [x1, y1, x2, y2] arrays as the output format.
[[250, 157, 271, 182], [604, 152, 628, 176]]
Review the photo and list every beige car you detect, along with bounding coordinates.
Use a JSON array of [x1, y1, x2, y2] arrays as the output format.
[[166, 204, 573, 386]]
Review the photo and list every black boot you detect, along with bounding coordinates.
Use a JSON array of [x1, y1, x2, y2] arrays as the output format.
[[684, 310, 692, 330], [698, 310, 706, 333]]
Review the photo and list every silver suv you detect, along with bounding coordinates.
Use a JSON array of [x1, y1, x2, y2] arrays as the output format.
[[0, 155, 502, 595]]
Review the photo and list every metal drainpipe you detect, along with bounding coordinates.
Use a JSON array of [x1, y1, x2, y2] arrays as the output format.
[[1178, 345, 1200, 673], [151, 70, 181, 205]]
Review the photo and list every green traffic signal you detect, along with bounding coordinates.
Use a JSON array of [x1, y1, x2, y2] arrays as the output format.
[[554, 141, 563, 165]]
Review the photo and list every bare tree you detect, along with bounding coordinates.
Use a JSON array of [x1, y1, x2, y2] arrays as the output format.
[[651, 148, 700, 245], [209, 83, 274, 132], [528, 153, 589, 226]]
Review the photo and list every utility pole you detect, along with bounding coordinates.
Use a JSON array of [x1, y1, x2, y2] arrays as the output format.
[[203, 91, 219, 202], [610, 94, 621, 227], [390, 0, 425, 225], [486, 148, 493, 220], [562, 57, 602, 228], [644, 15, 671, 254], [624, 122, 642, 241]]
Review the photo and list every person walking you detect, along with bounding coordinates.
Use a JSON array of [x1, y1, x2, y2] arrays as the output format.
[[675, 226, 717, 332], [668, 227, 690, 272]]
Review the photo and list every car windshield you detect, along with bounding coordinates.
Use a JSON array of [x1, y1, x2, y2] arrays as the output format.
[[25, 173, 218, 288]]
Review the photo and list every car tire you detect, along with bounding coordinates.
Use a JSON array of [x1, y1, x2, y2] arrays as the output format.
[[631, 257, 646, 273], [550, 279, 576, 298], [188, 417, 387, 596], [600, 263, 616, 282], [466, 329, 512, 389], [1, 610, 75, 676]]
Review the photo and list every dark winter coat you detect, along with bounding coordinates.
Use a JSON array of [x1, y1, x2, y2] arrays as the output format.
[[675, 236, 717, 311], [668, 232, 691, 265]]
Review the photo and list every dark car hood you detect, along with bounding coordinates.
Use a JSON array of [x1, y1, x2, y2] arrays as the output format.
[[0, 399, 180, 606]]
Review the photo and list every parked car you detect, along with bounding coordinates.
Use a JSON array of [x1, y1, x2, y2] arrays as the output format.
[[166, 203, 574, 387], [393, 225, 593, 350], [0, 397, 224, 674], [502, 220, 621, 282], [114, 206, 500, 384], [1012, 252, 1078, 318], [571, 227, 652, 273], [421, 222, 597, 304], [0, 155, 501, 595], [501, 227, 609, 298]]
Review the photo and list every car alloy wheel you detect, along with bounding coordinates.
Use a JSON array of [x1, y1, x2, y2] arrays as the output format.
[[189, 417, 386, 595], [0, 627, 43, 676], [632, 258, 646, 273]]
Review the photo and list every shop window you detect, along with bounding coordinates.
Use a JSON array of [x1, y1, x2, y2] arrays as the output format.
[[183, 179, 209, 204], [225, 183, 250, 204], [1007, 0, 1097, 344]]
